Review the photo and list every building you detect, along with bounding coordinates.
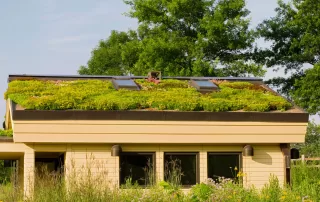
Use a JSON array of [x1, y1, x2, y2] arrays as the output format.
[[0, 73, 309, 197]]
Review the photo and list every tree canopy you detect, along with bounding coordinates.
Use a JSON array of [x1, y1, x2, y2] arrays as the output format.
[[293, 122, 320, 157], [79, 0, 320, 115], [257, 0, 320, 114], [79, 0, 265, 77]]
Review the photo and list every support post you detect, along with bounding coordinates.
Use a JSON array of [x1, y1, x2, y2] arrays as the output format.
[[280, 143, 290, 185], [23, 148, 35, 199]]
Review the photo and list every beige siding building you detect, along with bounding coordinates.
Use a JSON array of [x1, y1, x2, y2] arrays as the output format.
[[0, 74, 309, 198]]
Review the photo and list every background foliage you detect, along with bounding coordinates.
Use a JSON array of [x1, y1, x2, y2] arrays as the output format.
[[78, 0, 320, 116], [79, 0, 265, 78]]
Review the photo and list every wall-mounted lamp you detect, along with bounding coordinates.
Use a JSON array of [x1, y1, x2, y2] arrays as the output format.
[[111, 145, 122, 157], [290, 148, 300, 159], [243, 145, 254, 156]]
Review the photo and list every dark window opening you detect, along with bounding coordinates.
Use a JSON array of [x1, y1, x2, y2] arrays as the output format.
[[164, 153, 198, 186], [120, 152, 155, 186], [35, 152, 65, 178], [207, 153, 240, 182]]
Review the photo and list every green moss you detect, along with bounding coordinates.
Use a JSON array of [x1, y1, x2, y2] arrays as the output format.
[[4, 79, 292, 112], [0, 129, 13, 137]]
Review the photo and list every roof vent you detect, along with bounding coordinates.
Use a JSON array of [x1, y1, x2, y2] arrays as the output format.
[[112, 78, 140, 90], [147, 71, 161, 84], [190, 79, 219, 93]]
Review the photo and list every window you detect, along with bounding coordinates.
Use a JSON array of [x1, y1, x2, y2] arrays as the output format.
[[120, 152, 155, 186], [207, 153, 241, 182], [190, 79, 218, 93], [112, 79, 140, 90], [164, 153, 199, 186]]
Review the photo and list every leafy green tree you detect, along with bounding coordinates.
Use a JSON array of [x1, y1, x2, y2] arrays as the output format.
[[78, 30, 140, 76], [293, 122, 320, 157], [257, 0, 320, 114], [79, 0, 265, 77]]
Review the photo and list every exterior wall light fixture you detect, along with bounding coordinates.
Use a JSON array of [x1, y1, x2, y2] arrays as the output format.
[[111, 145, 122, 157], [243, 145, 254, 156]]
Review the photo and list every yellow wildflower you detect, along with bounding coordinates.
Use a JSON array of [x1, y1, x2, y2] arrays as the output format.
[[234, 166, 238, 171], [280, 195, 286, 200]]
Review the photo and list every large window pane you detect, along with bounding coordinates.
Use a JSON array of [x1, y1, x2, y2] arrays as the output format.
[[164, 153, 198, 186], [120, 152, 154, 186], [207, 153, 240, 181]]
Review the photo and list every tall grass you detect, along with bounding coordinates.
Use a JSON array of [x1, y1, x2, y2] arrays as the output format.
[[1, 158, 320, 202]]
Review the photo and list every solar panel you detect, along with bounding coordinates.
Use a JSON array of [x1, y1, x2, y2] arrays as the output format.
[[115, 79, 137, 87], [112, 79, 140, 90], [190, 79, 218, 93], [194, 80, 217, 88]]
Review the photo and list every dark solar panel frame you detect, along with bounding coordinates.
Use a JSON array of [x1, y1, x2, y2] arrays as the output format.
[[112, 79, 140, 90], [190, 79, 219, 93]]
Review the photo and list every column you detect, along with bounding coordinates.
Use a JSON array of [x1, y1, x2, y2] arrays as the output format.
[[23, 147, 35, 199]]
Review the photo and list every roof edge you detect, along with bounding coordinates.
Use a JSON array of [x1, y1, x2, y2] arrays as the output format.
[[11, 107, 309, 123], [7, 74, 263, 83]]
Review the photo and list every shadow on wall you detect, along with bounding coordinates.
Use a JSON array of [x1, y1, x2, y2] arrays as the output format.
[[252, 150, 272, 165]]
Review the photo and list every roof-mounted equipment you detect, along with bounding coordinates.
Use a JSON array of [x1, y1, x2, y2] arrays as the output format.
[[112, 78, 140, 90], [147, 71, 161, 84], [190, 79, 219, 93]]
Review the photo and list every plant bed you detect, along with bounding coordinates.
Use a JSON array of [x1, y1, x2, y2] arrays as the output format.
[[5, 79, 292, 112]]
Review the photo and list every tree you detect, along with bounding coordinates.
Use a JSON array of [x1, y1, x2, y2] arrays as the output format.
[[79, 0, 265, 77], [257, 0, 320, 114], [293, 122, 320, 157], [78, 30, 140, 76]]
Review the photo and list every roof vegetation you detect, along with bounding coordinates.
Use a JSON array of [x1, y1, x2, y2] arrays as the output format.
[[4, 79, 292, 112], [0, 129, 13, 137]]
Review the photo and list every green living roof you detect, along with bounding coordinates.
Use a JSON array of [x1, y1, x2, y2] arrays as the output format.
[[5, 78, 293, 112], [0, 129, 13, 137]]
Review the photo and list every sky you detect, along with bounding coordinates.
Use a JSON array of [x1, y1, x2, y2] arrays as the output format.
[[0, 0, 319, 123]]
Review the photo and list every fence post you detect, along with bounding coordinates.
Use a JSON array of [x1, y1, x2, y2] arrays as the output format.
[[301, 154, 305, 164]]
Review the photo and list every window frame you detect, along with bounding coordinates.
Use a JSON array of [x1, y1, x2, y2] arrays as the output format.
[[119, 152, 156, 187], [207, 152, 242, 181], [163, 152, 200, 187]]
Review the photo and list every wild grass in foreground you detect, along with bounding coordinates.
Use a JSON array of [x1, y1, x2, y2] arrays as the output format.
[[1, 162, 320, 202]]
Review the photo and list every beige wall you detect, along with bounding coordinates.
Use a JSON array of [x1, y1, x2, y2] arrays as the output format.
[[23, 143, 284, 190], [0, 142, 285, 198], [13, 120, 307, 144]]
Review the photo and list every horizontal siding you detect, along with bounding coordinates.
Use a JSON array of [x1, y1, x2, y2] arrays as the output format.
[[65, 144, 118, 187], [13, 121, 307, 144], [14, 133, 305, 144], [11, 143, 285, 194], [14, 124, 306, 135], [64, 144, 284, 189], [243, 145, 284, 189]]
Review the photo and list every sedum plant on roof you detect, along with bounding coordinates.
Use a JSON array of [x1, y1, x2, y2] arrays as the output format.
[[4, 79, 292, 112], [0, 129, 13, 137]]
